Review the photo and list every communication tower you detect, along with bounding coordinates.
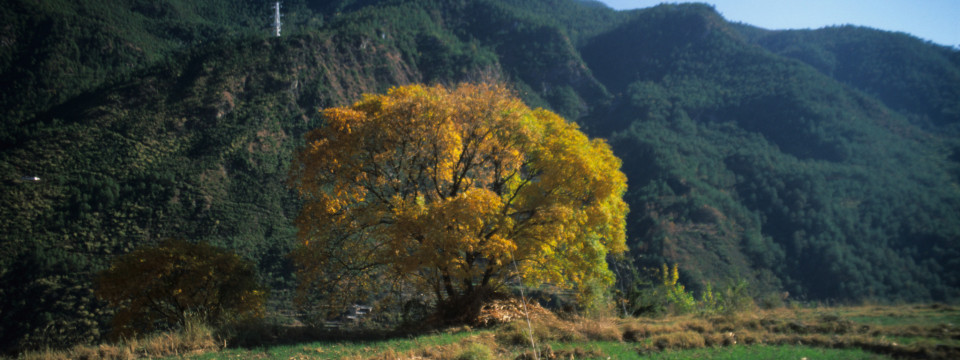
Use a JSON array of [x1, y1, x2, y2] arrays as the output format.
[[273, 2, 282, 37]]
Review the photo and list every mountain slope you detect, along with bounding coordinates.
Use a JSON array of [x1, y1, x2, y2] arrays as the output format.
[[1, 0, 612, 351], [0, 0, 273, 138], [752, 25, 960, 130], [579, 3, 960, 301]]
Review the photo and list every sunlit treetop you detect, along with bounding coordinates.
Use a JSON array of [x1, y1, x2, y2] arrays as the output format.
[[290, 83, 628, 319]]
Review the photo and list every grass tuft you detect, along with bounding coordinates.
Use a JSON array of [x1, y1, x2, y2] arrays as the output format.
[[19, 318, 219, 360], [649, 330, 705, 350], [455, 342, 495, 360], [575, 317, 623, 342], [679, 318, 714, 333]]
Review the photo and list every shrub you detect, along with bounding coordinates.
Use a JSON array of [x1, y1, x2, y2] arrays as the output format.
[[720, 278, 756, 314], [650, 330, 705, 350], [626, 263, 697, 316], [97, 239, 267, 338], [621, 322, 655, 341], [494, 316, 587, 347], [576, 318, 623, 341], [680, 318, 714, 333]]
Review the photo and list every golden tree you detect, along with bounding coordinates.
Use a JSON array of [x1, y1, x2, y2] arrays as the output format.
[[290, 83, 627, 321], [97, 239, 266, 337]]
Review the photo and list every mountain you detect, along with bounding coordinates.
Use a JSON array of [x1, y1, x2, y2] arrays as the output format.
[[2, 0, 958, 353], [580, 4, 960, 301], [751, 25, 960, 130]]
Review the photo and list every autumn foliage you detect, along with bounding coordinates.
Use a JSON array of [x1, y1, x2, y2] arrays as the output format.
[[97, 239, 267, 337], [289, 83, 627, 320]]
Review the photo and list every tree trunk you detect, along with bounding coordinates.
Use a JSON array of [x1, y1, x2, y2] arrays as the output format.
[[435, 286, 492, 325]]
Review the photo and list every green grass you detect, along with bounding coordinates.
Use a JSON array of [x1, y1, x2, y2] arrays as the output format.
[[643, 345, 893, 360], [185, 331, 482, 359], [882, 335, 960, 346], [844, 306, 960, 327], [545, 342, 892, 360]]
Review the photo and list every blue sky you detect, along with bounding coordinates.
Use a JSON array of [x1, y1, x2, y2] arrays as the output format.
[[597, 0, 960, 47]]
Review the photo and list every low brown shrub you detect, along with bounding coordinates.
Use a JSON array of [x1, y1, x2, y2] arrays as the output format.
[[543, 317, 585, 342], [575, 318, 622, 341], [736, 330, 764, 345], [20, 319, 220, 360], [620, 321, 683, 342], [707, 316, 737, 332], [702, 331, 737, 346], [620, 322, 653, 342], [679, 319, 713, 333], [796, 333, 833, 347], [476, 297, 555, 327], [494, 317, 584, 347], [649, 331, 705, 350]]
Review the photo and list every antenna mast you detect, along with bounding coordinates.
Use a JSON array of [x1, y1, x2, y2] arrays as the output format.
[[273, 1, 282, 37]]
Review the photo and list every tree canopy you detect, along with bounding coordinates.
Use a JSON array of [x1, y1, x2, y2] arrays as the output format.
[[289, 83, 628, 320]]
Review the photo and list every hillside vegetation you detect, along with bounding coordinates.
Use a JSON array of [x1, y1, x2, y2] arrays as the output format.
[[2, 0, 959, 354]]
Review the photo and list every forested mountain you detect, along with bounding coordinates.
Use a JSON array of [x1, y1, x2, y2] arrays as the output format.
[[2, 0, 958, 353], [582, 4, 960, 300], [751, 25, 960, 130]]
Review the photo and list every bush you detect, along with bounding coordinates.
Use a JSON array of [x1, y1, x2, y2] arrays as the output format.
[[625, 263, 697, 316], [649, 330, 706, 350], [97, 239, 267, 338], [575, 318, 623, 341], [720, 278, 757, 314]]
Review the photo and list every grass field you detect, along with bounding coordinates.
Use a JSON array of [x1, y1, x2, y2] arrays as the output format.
[[178, 304, 959, 360], [183, 339, 894, 360], [22, 304, 960, 359]]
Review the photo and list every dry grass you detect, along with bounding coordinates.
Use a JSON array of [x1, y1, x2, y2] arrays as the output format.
[[701, 331, 737, 346], [573, 317, 623, 342], [648, 330, 705, 350], [514, 343, 605, 360], [621, 321, 682, 341], [612, 304, 960, 360], [493, 315, 629, 348], [474, 298, 555, 327], [678, 318, 714, 333], [339, 333, 501, 360], [471, 303, 951, 360], [19, 320, 221, 360], [23, 303, 959, 359]]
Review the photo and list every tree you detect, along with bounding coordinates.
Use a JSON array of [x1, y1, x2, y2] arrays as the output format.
[[289, 83, 628, 322], [97, 239, 266, 337]]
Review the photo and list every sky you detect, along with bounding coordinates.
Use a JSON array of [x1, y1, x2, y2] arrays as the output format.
[[597, 0, 960, 47]]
